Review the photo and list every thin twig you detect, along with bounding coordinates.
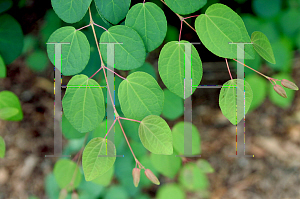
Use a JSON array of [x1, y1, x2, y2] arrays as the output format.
[[117, 118, 145, 169]]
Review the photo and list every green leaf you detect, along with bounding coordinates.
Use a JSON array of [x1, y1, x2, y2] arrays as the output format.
[[91, 165, 114, 186], [178, 162, 209, 191], [245, 74, 268, 111], [0, 0, 12, 14], [266, 39, 293, 72], [26, 50, 49, 72], [172, 122, 201, 155], [125, 2, 167, 52], [195, 3, 254, 59], [47, 26, 90, 76], [162, 89, 184, 120], [251, 31, 276, 64], [219, 79, 253, 125], [150, 151, 181, 178], [62, 74, 105, 133], [0, 55, 6, 78], [118, 72, 164, 121], [99, 25, 146, 70], [0, 136, 5, 158], [61, 114, 86, 139], [269, 73, 295, 108], [94, 0, 131, 24], [164, 0, 207, 15], [158, 40, 203, 99], [129, 62, 157, 80], [82, 137, 116, 181], [53, 159, 82, 191], [139, 115, 173, 155], [0, 14, 23, 64], [252, 0, 281, 19], [196, 159, 214, 173], [51, 0, 92, 23], [0, 91, 23, 121], [156, 183, 185, 199], [0, 107, 19, 120]]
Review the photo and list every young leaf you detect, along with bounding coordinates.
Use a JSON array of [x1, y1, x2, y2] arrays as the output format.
[[99, 25, 146, 70], [0, 136, 5, 158], [0, 91, 23, 121], [156, 183, 185, 199], [251, 31, 276, 64], [0, 55, 6, 78], [219, 79, 253, 125], [195, 3, 254, 59], [94, 0, 131, 24], [164, 0, 207, 15], [158, 40, 203, 99], [62, 75, 105, 133], [53, 159, 82, 191], [82, 137, 116, 181], [162, 89, 184, 120], [178, 162, 209, 191], [47, 26, 90, 76], [150, 151, 181, 178], [0, 107, 19, 120], [144, 169, 160, 185], [139, 115, 173, 155], [51, 0, 92, 23], [172, 122, 201, 155], [125, 2, 167, 52], [118, 72, 164, 121], [61, 114, 85, 139], [0, 14, 23, 64], [132, 168, 141, 187]]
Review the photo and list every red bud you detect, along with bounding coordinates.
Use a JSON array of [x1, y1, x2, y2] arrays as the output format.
[[132, 168, 141, 187], [273, 85, 287, 98], [144, 169, 160, 185], [281, 79, 299, 91]]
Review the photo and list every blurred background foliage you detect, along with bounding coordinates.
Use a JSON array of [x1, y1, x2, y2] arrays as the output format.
[[0, 0, 300, 198]]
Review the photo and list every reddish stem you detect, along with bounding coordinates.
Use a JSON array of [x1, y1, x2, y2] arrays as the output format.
[[225, 58, 233, 80], [76, 24, 91, 31], [103, 66, 126, 80], [233, 59, 269, 79], [183, 15, 199, 20], [104, 119, 117, 139], [119, 116, 141, 123], [89, 67, 103, 79], [179, 20, 183, 41], [93, 22, 108, 31]]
